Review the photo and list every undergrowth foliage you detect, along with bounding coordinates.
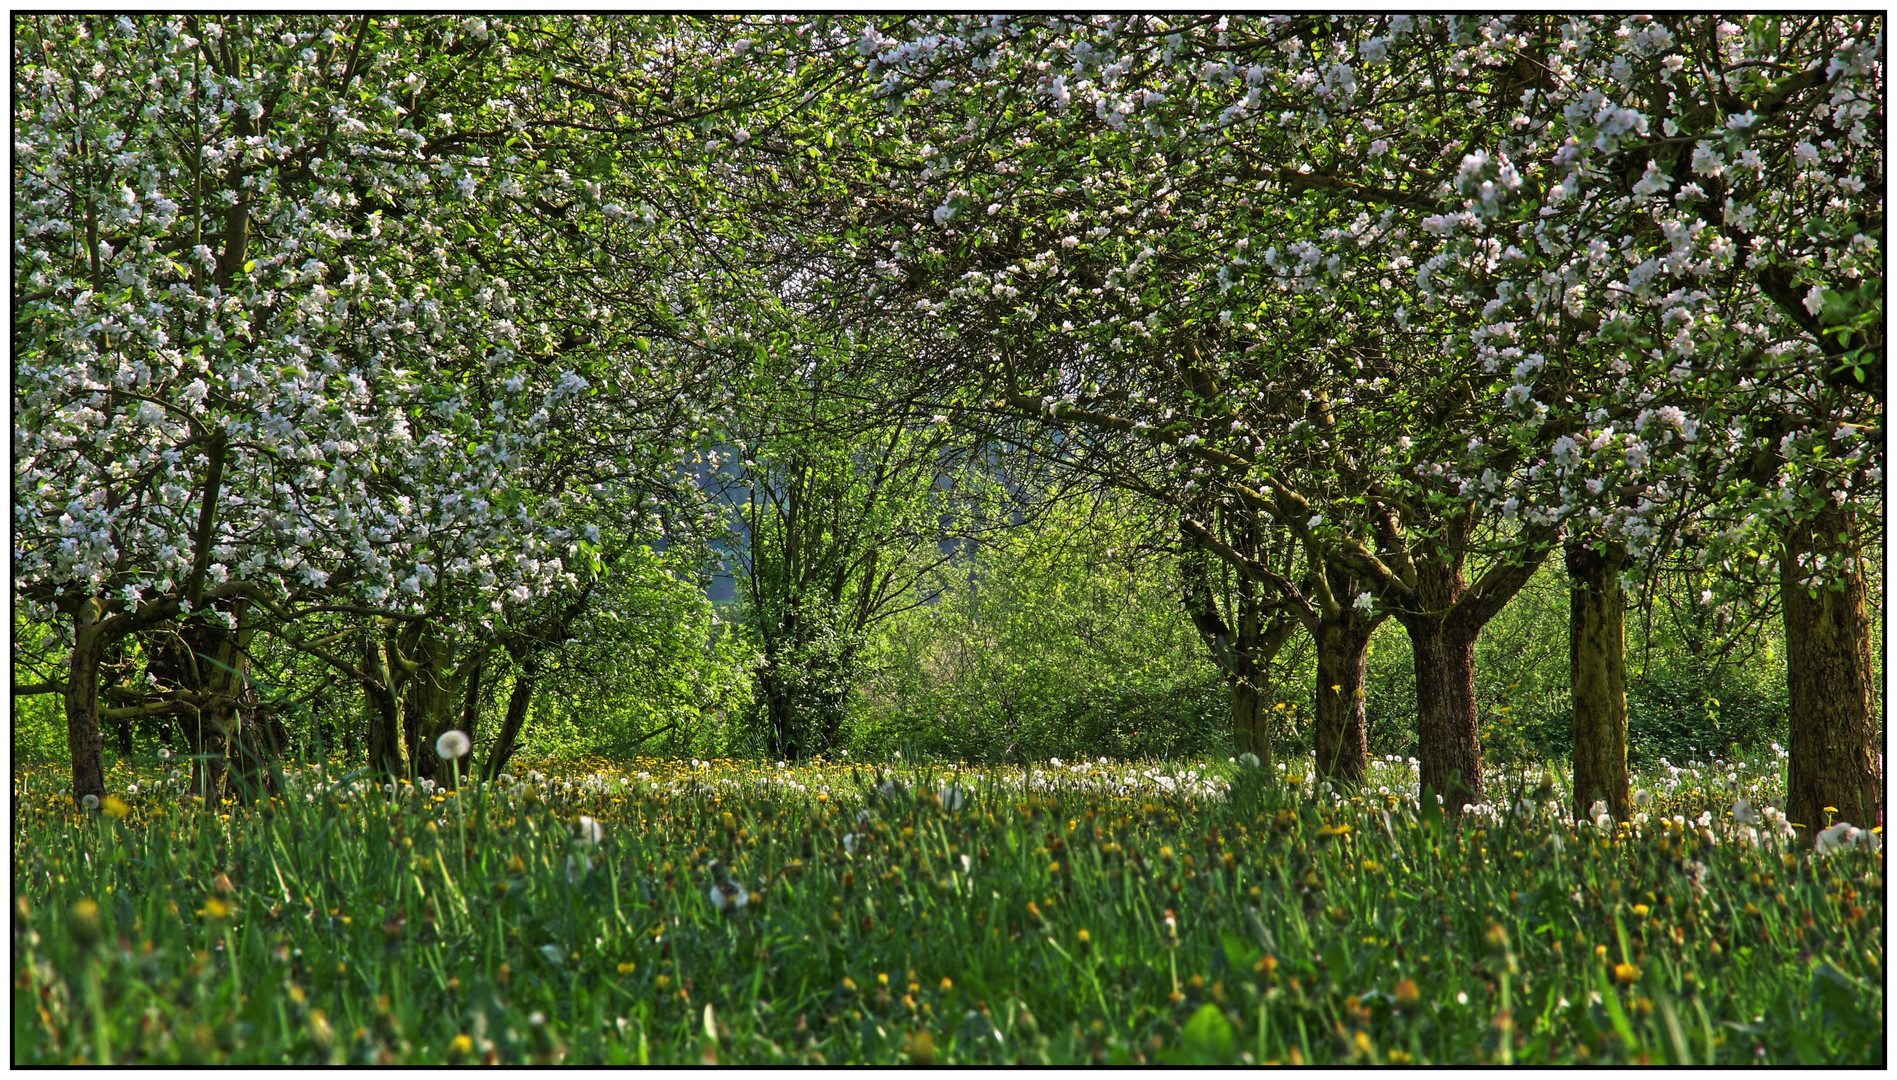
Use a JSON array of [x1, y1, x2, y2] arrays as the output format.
[[12, 754, 1882, 1065]]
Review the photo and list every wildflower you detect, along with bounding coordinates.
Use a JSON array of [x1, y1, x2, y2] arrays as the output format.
[[81, 793, 101, 812], [908, 1029, 936, 1067], [708, 861, 749, 912], [158, 748, 172, 760], [575, 815, 604, 845], [1814, 822, 1880, 856], [938, 785, 967, 811], [1237, 752, 1262, 770], [1483, 923, 1509, 955], [102, 794, 130, 820], [448, 1033, 474, 1060], [1633, 789, 1653, 810], [1613, 962, 1641, 985], [1394, 979, 1419, 1007], [435, 729, 471, 760], [68, 898, 104, 948], [1586, 798, 1611, 829]]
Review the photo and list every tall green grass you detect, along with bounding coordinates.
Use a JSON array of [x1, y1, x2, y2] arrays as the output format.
[[11, 753, 1882, 1064]]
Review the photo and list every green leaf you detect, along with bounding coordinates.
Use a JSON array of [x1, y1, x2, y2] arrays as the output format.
[[1180, 1003, 1238, 1064], [1221, 930, 1258, 972]]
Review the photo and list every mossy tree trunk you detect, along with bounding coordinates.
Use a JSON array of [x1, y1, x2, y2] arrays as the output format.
[[1781, 507, 1880, 833], [1566, 538, 1629, 822]]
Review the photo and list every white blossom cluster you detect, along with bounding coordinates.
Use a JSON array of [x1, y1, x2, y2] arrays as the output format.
[[822, 14, 1880, 614]]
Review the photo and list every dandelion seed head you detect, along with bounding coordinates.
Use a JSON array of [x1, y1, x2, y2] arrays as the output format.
[[435, 729, 471, 760]]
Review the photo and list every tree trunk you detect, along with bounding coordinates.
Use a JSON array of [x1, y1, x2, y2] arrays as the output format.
[[408, 627, 458, 784], [1567, 539, 1629, 822], [484, 657, 539, 782], [362, 631, 411, 781], [1401, 614, 1483, 809], [1313, 616, 1375, 786], [1229, 673, 1270, 761], [763, 666, 800, 761], [1782, 509, 1880, 832], [183, 603, 255, 804], [1180, 537, 1295, 767], [454, 650, 487, 787], [364, 678, 407, 781], [66, 598, 109, 809]]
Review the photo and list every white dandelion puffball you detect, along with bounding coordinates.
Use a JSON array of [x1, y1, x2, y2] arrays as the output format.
[[1237, 752, 1262, 770], [1632, 788, 1653, 810], [842, 833, 861, 854], [435, 729, 471, 760], [158, 748, 172, 760], [576, 816, 604, 846], [81, 793, 101, 811], [938, 785, 967, 811], [709, 880, 749, 912]]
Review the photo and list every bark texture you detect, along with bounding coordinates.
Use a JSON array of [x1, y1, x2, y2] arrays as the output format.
[[65, 598, 110, 808], [1567, 539, 1629, 822], [1782, 510, 1880, 832], [1313, 616, 1375, 785], [408, 627, 458, 783], [1401, 613, 1483, 809], [362, 627, 414, 780]]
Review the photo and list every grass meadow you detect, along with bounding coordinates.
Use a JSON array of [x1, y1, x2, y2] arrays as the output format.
[[10, 751, 1884, 1065]]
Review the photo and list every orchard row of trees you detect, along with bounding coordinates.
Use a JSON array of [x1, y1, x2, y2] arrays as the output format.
[[13, 15, 1882, 834]]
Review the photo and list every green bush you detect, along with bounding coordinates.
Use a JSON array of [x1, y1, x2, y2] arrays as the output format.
[[852, 495, 1231, 761]]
